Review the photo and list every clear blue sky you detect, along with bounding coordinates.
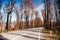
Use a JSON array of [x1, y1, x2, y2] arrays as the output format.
[[1, 0, 44, 5]]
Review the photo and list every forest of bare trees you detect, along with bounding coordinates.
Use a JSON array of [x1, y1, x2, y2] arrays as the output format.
[[0, 0, 43, 32], [0, 0, 60, 33]]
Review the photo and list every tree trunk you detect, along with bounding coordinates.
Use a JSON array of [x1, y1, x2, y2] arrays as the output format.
[[6, 13, 10, 31]]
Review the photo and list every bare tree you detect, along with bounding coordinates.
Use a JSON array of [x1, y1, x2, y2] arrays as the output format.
[[0, 0, 2, 32], [5, 0, 14, 31], [44, 0, 51, 29], [5, 3, 11, 31], [35, 11, 39, 27]]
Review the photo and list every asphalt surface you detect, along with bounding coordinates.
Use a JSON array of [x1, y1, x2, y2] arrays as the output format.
[[0, 27, 57, 40]]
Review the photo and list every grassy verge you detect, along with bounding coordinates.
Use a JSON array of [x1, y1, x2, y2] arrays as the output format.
[[57, 32, 60, 38], [57, 26, 60, 38]]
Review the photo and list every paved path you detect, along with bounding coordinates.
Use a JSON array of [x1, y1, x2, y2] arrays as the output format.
[[0, 27, 57, 40]]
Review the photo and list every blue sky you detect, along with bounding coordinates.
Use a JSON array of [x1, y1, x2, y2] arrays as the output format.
[[1, 0, 44, 5], [0, 0, 44, 22]]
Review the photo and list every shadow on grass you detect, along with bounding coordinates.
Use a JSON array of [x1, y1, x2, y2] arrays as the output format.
[[57, 33, 60, 40], [0, 35, 8, 40]]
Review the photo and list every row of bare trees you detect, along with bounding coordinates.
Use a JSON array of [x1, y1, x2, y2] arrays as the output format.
[[44, 0, 60, 31], [0, 0, 44, 31]]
